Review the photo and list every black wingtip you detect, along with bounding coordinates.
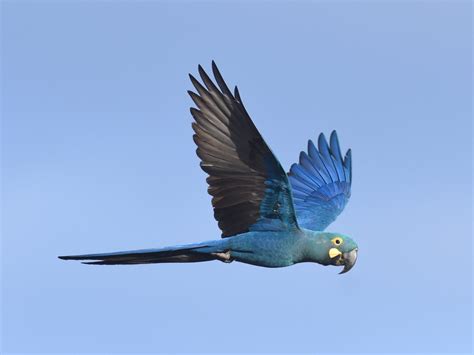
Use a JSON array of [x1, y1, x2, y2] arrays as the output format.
[[211, 61, 220, 76], [197, 64, 207, 78], [234, 86, 241, 101], [190, 73, 204, 87], [211, 61, 233, 97]]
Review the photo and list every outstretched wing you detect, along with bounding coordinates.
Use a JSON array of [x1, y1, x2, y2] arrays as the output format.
[[189, 62, 299, 237], [288, 131, 352, 231]]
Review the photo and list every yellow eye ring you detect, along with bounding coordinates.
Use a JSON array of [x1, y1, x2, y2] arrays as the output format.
[[332, 237, 343, 246]]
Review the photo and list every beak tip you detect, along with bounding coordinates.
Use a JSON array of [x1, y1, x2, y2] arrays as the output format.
[[338, 248, 358, 275]]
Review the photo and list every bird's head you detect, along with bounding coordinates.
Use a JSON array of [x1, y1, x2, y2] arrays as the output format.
[[308, 232, 358, 274]]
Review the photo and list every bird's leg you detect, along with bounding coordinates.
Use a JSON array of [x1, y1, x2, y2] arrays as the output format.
[[212, 251, 233, 263]]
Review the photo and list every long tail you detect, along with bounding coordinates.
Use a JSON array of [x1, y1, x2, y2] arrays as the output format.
[[58, 242, 228, 265]]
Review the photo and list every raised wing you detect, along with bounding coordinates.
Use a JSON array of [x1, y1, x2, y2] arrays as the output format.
[[288, 131, 352, 231], [189, 62, 299, 237]]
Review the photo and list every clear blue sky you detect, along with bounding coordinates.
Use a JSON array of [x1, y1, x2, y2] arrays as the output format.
[[2, 1, 472, 354]]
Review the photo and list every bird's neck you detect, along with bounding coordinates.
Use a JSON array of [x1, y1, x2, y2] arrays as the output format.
[[295, 231, 329, 265]]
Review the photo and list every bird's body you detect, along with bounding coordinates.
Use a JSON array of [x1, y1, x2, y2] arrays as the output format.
[[225, 229, 357, 268], [62, 229, 357, 269], [227, 230, 307, 267], [60, 62, 359, 274]]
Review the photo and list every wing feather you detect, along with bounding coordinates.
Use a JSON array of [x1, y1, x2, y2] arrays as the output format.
[[190, 62, 299, 237], [289, 131, 352, 231]]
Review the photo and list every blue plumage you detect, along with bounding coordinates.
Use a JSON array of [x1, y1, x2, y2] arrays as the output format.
[[289, 131, 352, 231], [59, 62, 358, 274]]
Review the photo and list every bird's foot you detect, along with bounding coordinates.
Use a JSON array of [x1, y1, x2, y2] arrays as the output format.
[[212, 251, 233, 263]]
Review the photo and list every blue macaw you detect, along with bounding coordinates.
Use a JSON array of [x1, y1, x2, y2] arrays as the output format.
[[60, 62, 358, 274]]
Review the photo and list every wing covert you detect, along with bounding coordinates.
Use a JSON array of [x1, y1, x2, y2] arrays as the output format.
[[189, 62, 299, 237], [288, 131, 352, 231]]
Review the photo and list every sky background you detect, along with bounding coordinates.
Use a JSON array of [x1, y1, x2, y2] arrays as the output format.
[[1, 1, 472, 354]]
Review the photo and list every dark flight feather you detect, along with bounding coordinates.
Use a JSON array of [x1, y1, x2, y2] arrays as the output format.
[[189, 61, 299, 237]]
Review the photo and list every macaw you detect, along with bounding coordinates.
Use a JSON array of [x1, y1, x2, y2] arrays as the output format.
[[59, 62, 358, 274]]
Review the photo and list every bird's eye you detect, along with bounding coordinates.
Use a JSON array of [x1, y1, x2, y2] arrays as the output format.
[[332, 237, 343, 246]]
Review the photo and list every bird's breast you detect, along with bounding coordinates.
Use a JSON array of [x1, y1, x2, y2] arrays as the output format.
[[227, 231, 303, 268]]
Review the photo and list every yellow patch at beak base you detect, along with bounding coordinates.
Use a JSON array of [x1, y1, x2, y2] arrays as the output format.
[[329, 248, 342, 259]]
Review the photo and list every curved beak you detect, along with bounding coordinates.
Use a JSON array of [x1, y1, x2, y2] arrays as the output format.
[[339, 248, 358, 274]]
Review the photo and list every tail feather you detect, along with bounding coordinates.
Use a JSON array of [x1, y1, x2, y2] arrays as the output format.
[[58, 243, 222, 265]]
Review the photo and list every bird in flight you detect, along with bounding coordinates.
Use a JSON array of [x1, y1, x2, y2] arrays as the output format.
[[60, 62, 358, 274]]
